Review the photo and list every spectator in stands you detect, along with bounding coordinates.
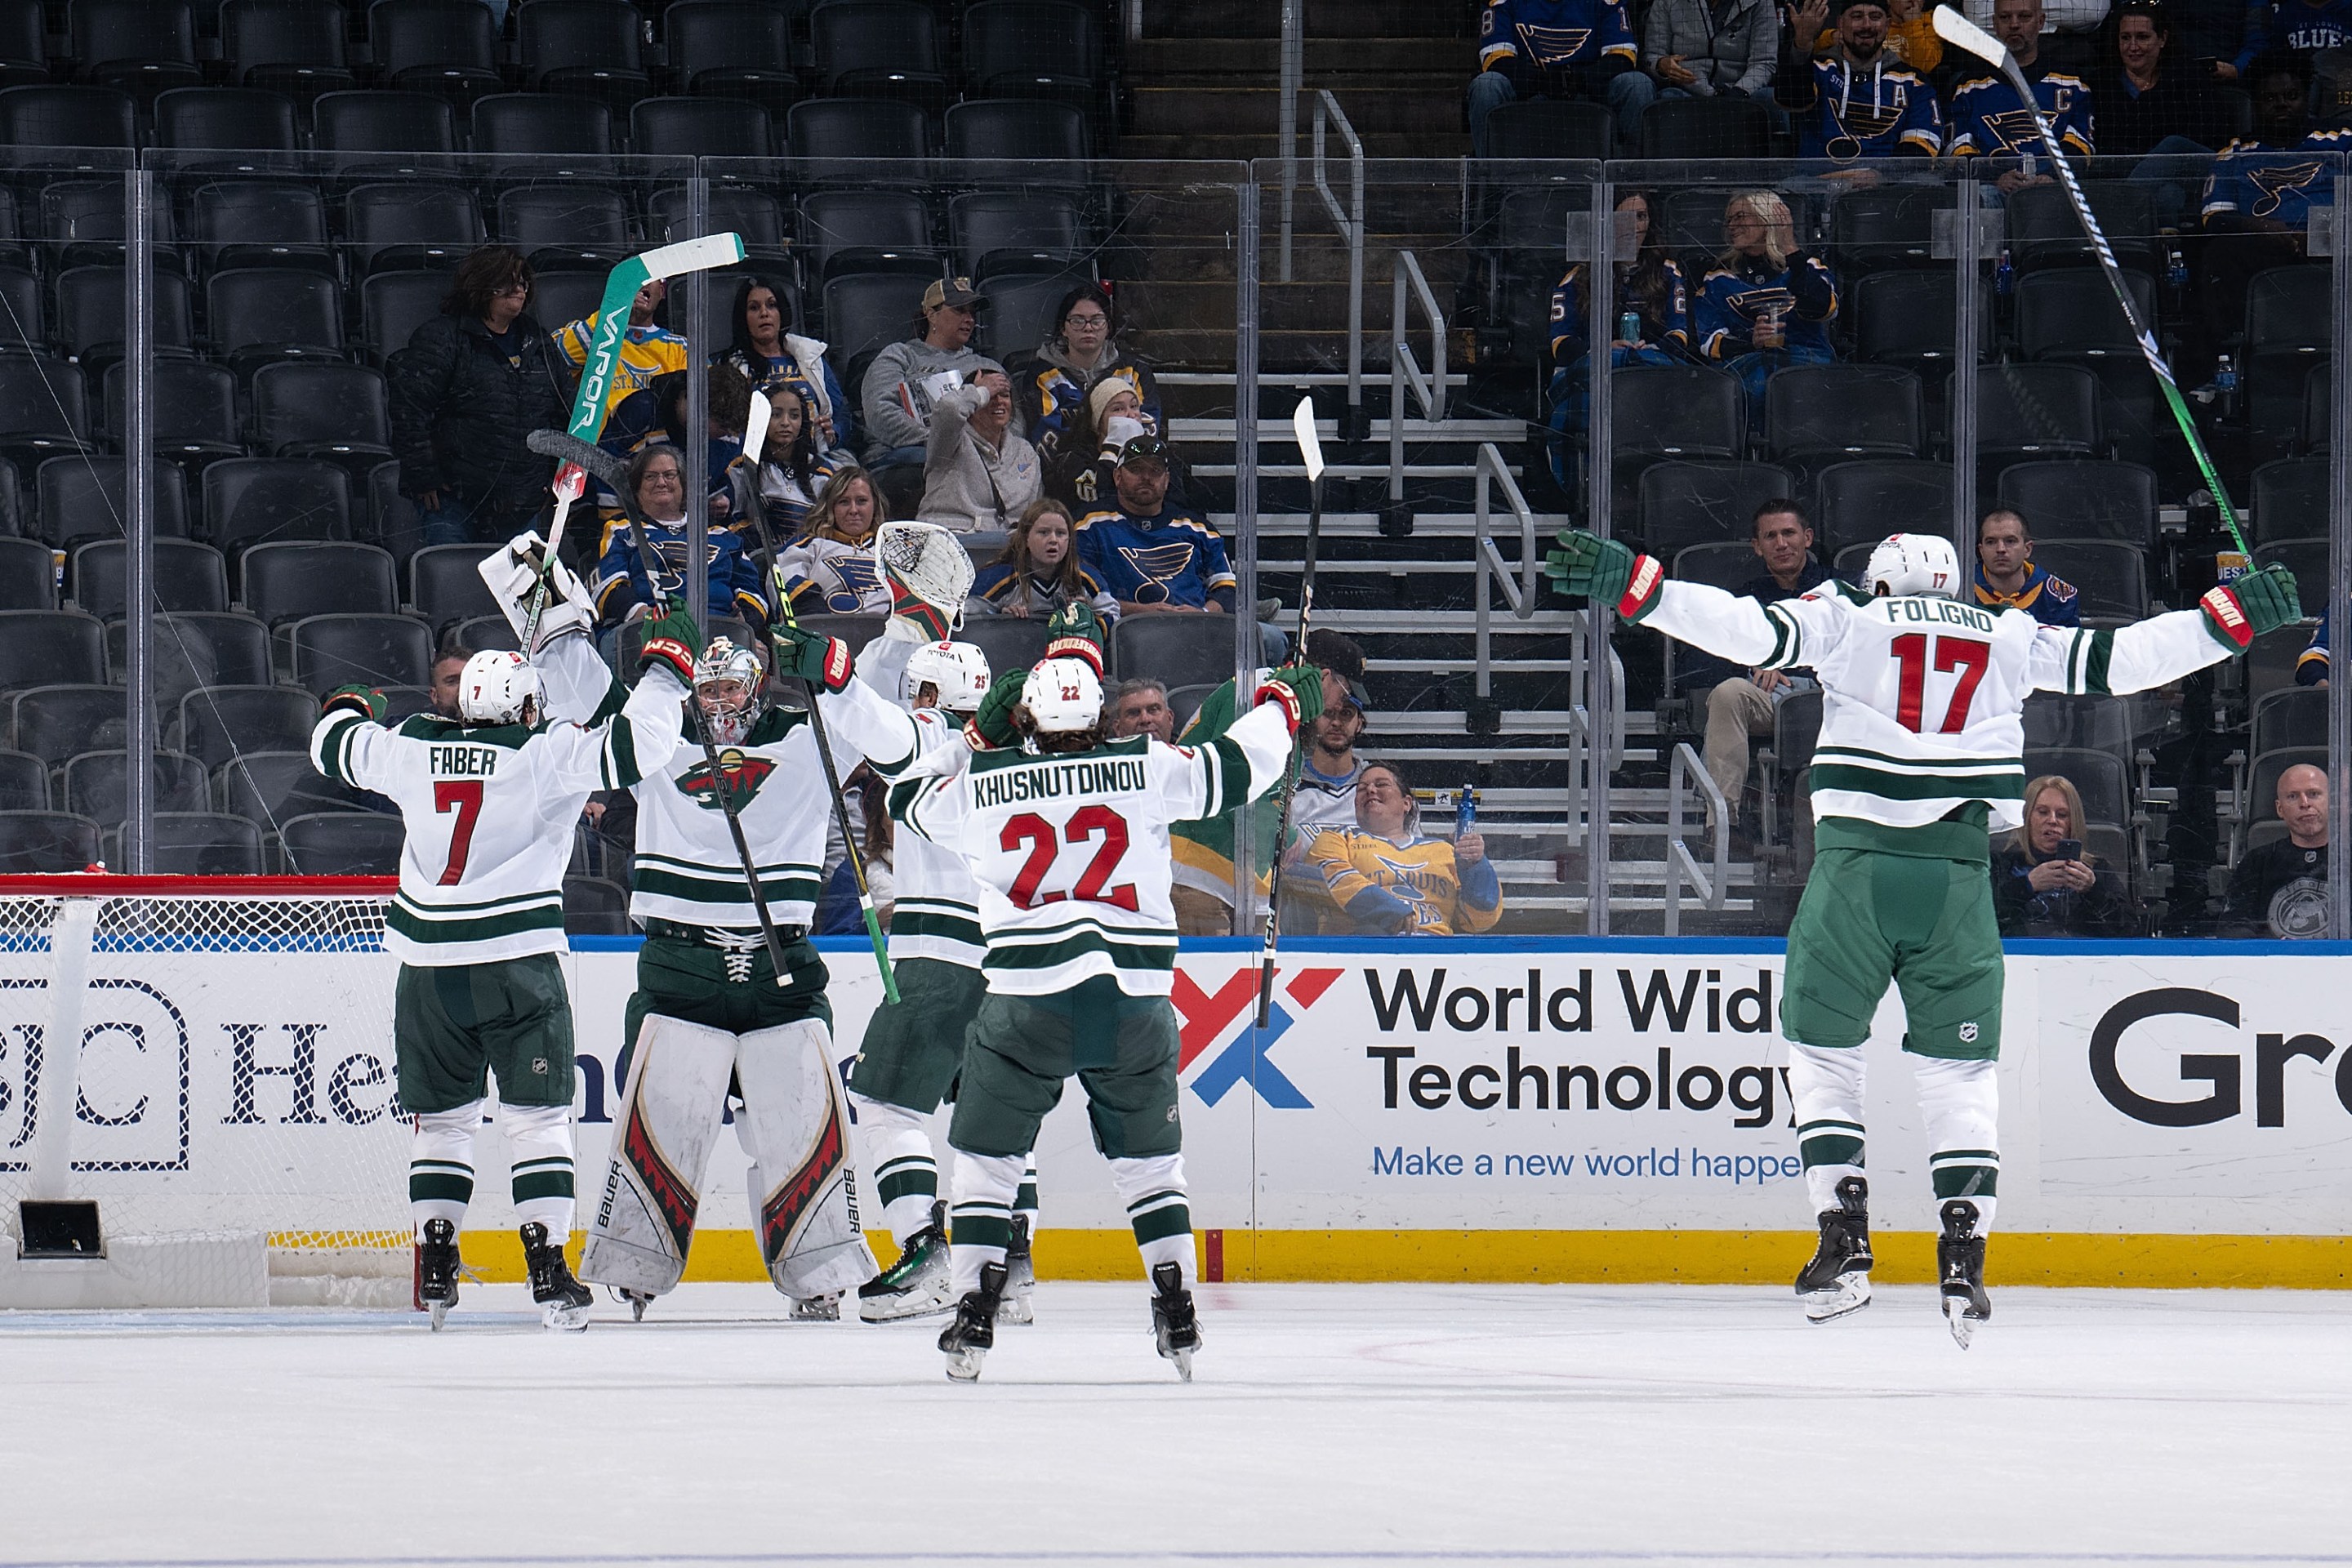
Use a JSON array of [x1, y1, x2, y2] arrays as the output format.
[[1076, 437, 1236, 617], [1469, 0, 1651, 157], [860, 277, 1001, 475], [1972, 508, 2081, 625], [1544, 189, 1690, 458], [972, 497, 1120, 621], [1949, 0, 2097, 190], [1107, 679, 1176, 742], [1695, 192, 1839, 421], [2261, 0, 2352, 61], [777, 466, 893, 616], [553, 275, 686, 427], [1967, 0, 2113, 71], [1290, 628, 1374, 837], [1698, 499, 1835, 813], [1640, 0, 1780, 133], [1017, 284, 1161, 473], [733, 382, 837, 540], [2198, 56, 2346, 378], [1992, 773, 2134, 933], [1305, 763, 1503, 936], [603, 364, 754, 523], [1793, 0, 1943, 71], [2295, 608, 2327, 684], [918, 366, 1043, 533], [2107, 2, 2236, 154], [718, 273, 855, 461], [387, 244, 572, 548], [590, 446, 768, 648], [2225, 761, 2331, 936], [817, 764, 895, 936], [428, 644, 471, 720], [1775, 0, 1945, 163], [1048, 375, 1178, 511]]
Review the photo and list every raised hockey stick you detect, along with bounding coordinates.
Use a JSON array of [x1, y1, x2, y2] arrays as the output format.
[[1932, 5, 2251, 556], [1254, 395, 1325, 1031], [734, 388, 901, 1004], [522, 234, 749, 651], [527, 427, 797, 989]]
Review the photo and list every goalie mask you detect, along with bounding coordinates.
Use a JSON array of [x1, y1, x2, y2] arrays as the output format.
[[903, 639, 991, 717], [1863, 533, 1962, 599], [693, 637, 766, 746], [1020, 656, 1103, 735], [875, 519, 977, 639], [458, 648, 541, 726]]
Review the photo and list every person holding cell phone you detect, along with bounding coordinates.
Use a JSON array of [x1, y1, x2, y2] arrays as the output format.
[[1989, 773, 2133, 935]]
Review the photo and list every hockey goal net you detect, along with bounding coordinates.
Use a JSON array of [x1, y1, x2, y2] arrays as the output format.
[[0, 874, 412, 1308]]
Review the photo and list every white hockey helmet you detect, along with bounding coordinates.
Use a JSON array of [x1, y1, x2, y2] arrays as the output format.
[[903, 639, 991, 716], [1862, 532, 1962, 599], [1020, 656, 1103, 734], [693, 636, 766, 746], [457, 648, 541, 725]]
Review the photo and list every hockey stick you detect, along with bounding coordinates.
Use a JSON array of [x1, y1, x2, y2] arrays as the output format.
[[1932, 5, 2251, 555], [527, 427, 798, 990], [1254, 396, 1325, 1031], [734, 389, 901, 1004], [522, 234, 749, 651]]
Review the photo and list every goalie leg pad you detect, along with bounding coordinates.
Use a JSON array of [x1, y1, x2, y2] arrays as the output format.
[[579, 1013, 736, 1297], [1787, 1042, 1869, 1219], [737, 1019, 878, 1300], [850, 1091, 942, 1243], [1916, 1055, 2000, 1233], [410, 1098, 484, 1240]]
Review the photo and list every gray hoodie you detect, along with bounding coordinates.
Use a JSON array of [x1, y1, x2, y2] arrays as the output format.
[[918, 381, 1043, 533], [1642, 0, 1778, 96], [860, 337, 1004, 460]]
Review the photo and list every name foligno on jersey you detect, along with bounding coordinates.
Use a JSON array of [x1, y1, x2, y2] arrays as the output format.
[[969, 755, 1151, 809]]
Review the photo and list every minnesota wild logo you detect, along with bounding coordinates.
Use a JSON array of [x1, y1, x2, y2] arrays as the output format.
[[677, 749, 775, 811]]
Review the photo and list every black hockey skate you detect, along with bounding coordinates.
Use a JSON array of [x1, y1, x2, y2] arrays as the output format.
[[998, 1214, 1036, 1325], [416, 1218, 460, 1331], [1938, 1199, 1992, 1350], [1149, 1261, 1200, 1383], [1793, 1175, 1873, 1324], [520, 1222, 591, 1332], [858, 1200, 955, 1323], [939, 1262, 1006, 1382]]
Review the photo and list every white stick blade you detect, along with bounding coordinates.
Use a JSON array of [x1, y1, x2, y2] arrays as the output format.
[[744, 390, 772, 463], [1291, 395, 1325, 483], [637, 233, 748, 281], [1931, 4, 2009, 66]]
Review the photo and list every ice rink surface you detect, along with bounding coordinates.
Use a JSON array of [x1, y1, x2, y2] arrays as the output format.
[[1, 1281, 2347, 1568]]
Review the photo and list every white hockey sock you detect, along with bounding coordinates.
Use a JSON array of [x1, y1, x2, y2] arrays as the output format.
[[1109, 1153, 1192, 1286], [1916, 1055, 2000, 1234], [1786, 1043, 1868, 1218], [501, 1102, 577, 1245], [1014, 1156, 1040, 1237], [946, 1148, 1023, 1298], [409, 1100, 483, 1241], [852, 1092, 940, 1241]]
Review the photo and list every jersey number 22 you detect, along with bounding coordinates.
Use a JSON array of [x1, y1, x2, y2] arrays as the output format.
[[1000, 806, 1140, 911]]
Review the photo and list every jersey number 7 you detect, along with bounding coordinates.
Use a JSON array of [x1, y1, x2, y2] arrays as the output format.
[[1891, 633, 1991, 734], [434, 780, 483, 886], [1000, 806, 1140, 911]]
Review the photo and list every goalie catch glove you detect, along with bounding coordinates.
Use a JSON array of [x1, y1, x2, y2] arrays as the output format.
[[479, 530, 594, 644], [1042, 600, 1106, 674], [321, 684, 386, 723], [1254, 664, 1326, 733], [1544, 529, 1664, 621], [2199, 564, 2298, 651], [635, 604, 704, 686], [771, 621, 856, 693], [966, 666, 1027, 751]]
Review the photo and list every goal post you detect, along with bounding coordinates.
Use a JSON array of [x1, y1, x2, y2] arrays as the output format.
[[0, 873, 412, 1308]]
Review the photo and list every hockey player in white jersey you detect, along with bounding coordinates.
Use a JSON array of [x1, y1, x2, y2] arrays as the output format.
[[308, 618, 697, 1328], [1548, 529, 2301, 1345], [477, 535, 933, 1322], [893, 638, 1323, 1380]]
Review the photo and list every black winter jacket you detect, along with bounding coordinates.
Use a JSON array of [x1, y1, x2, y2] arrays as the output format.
[[388, 310, 574, 507]]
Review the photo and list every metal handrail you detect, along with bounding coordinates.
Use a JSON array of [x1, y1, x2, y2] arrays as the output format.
[[1663, 743, 1731, 936], [1277, 0, 1301, 281], [1388, 249, 1446, 501], [1471, 442, 1538, 703], [1311, 88, 1365, 431]]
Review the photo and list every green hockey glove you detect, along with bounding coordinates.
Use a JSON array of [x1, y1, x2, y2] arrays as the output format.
[[968, 665, 1027, 750], [636, 604, 704, 685], [1043, 599, 1106, 673], [2201, 564, 2299, 650], [1544, 529, 1664, 620], [1254, 663, 1326, 732], [770, 620, 855, 693], [321, 684, 386, 723]]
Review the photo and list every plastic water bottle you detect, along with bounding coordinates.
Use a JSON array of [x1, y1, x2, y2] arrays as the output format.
[[2215, 352, 2238, 415], [2167, 247, 2189, 295], [1995, 248, 2015, 299]]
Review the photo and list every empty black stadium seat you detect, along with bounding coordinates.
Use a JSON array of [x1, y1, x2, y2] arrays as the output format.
[[2022, 692, 2136, 754], [108, 811, 265, 874], [252, 362, 394, 474], [1764, 364, 1922, 470], [2007, 180, 2156, 275], [1964, 361, 2102, 476], [63, 748, 209, 827], [649, 185, 786, 255], [1109, 616, 1232, 689], [0, 811, 100, 871], [361, 270, 452, 366], [2249, 457, 2328, 548], [975, 266, 1093, 365], [178, 683, 314, 768], [1998, 461, 2160, 552], [1669, 541, 1765, 595], [952, 615, 1054, 674], [2244, 265, 2330, 439], [188, 180, 332, 274], [138, 613, 273, 691], [2016, 268, 2158, 360], [38, 457, 192, 548], [518, 0, 652, 105], [813, 0, 947, 106], [2253, 538, 2328, 617], [54, 265, 195, 371], [1478, 99, 1612, 161], [103, 362, 244, 465], [630, 95, 772, 158], [13, 684, 129, 764], [71, 537, 230, 618], [71, 0, 202, 101], [347, 181, 483, 275], [2252, 687, 2326, 755], [0, 263, 40, 351], [1611, 366, 1744, 460], [946, 99, 1088, 183], [1811, 459, 1951, 556], [0, 535, 48, 609], [800, 189, 937, 283], [1828, 183, 1950, 274], [203, 459, 354, 552], [0, 609, 104, 688], [2024, 745, 2131, 828], [962, 0, 1102, 107], [221, 0, 356, 98], [1639, 95, 1771, 158], [1634, 461, 1793, 557], [454, 612, 519, 653], [0, 83, 136, 147], [216, 749, 368, 827], [526, 268, 609, 337], [0, 354, 94, 471], [789, 97, 928, 184], [948, 190, 1085, 280], [821, 270, 932, 389], [154, 85, 300, 155], [0, 0, 47, 89], [1853, 271, 1989, 378], [497, 183, 630, 271], [2027, 539, 2150, 623], [207, 267, 348, 373], [278, 809, 404, 875], [311, 88, 457, 158], [368, 0, 502, 103], [471, 91, 615, 156], [0, 748, 47, 810], [662, 1, 797, 115], [288, 612, 431, 693], [408, 543, 500, 633], [240, 541, 400, 626]]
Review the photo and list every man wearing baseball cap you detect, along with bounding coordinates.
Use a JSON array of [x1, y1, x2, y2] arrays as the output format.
[[1074, 434, 1240, 619], [860, 274, 1004, 483], [1775, 0, 1945, 161]]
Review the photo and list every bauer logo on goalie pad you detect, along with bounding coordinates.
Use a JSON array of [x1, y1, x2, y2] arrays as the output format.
[[675, 750, 776, 812]]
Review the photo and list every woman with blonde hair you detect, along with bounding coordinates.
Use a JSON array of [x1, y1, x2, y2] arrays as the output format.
[[970, 497, 1120, 621], [1989, 773, 2132, 935], [776, 465, 894, 614], [1693, 189, 1839, 428]]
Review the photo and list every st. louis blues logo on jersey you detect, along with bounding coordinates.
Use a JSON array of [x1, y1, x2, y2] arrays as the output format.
[[1515, 20, 1592, 62], [1979, 106, 2054, 154], [1119, 541, 1199, 604], [2249, 161, 2327, 218], [644, 537, 725, 596], [817, 552, 885, 613], [1727, 286, 1796, 324], [676, 748, 775, 811], [1839, 89, 1911, 142]]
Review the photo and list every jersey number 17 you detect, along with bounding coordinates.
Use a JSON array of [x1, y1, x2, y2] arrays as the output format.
[[1889, 633, 1990, 734]]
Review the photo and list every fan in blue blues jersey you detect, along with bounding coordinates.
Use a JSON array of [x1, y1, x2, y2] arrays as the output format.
[[1694, 190, 1840, 424], [2296, 609, 2328, 684], [1544, 190, 1690, 478], [2196, 56, 2347, 376], [1948, 0, 2096, 192], [1775, 0, 1944, 159], [1469, 0, 1650, 156], [1971, 509, 2080, 628], [1074, 438, 1237, 617]]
